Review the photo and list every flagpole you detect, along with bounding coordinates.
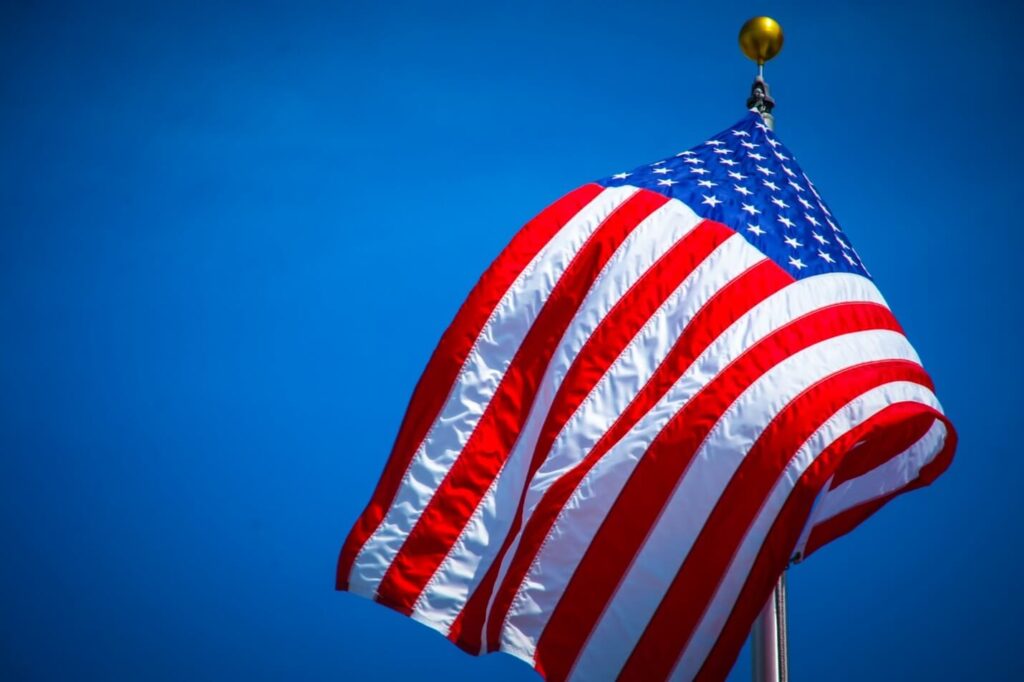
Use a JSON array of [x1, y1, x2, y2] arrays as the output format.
[[738, 16, 789, 682]]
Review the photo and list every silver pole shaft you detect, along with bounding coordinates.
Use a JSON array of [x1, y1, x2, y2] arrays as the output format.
[[750, 101, 788, 682], [751, 573, 788, 682]]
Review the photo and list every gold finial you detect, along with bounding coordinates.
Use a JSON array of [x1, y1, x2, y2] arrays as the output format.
[[739, 16, 784, 66]]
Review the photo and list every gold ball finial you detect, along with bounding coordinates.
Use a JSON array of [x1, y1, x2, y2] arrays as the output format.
[[739, 16, 784, 65]]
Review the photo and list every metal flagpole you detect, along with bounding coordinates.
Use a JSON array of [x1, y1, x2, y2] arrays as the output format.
[[738, 16, 788, 682]]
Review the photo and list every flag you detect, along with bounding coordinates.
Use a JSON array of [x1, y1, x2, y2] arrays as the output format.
[[336, 111, 957, 680]]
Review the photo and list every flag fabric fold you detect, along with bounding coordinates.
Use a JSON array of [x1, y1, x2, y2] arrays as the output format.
[[336, 111, 956, 681]]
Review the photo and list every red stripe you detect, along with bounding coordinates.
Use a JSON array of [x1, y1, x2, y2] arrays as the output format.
[[485, 257, 794, 662], [532, 302, 903, 681], [374, 189, 670, 612], [694, 403, 955, 681], [337, 184, 605, 590], [450, 218, 737, 652], [617, 358, 931, 681], [828, 409, 935, 488]]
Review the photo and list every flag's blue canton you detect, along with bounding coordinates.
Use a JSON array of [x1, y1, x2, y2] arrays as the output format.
[[597, 112, 869, 280]]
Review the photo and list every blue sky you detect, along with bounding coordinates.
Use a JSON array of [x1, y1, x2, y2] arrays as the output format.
[[2, 0, 1021, 679]]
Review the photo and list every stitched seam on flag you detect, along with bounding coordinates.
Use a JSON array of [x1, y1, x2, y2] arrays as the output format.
[[526, 196, 682, 392], [356, 186, 638, 588], [414, 456, 508, 625], [411, 198, 680, 621], [499, 245, 769, 639], [378, 187, 644, 601]]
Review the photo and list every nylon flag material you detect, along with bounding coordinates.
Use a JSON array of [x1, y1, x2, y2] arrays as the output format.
[[336, 111, 957, 681]]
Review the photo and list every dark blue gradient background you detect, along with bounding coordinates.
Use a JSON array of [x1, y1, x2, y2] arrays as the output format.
[[2, 1, 1020, 679]]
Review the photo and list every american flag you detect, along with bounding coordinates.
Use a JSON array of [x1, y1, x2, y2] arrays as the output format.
[[336, 111, 957, 680]]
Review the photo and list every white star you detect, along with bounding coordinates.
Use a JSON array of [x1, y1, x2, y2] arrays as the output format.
[[713, 148, 733, 155], [812, 232, 828, 244], [818, 202, 832, 217], [755, 121, 769, 132], [732, 129, 751, 137], [818, 249, 835, 263], [705, 140, 725, 146], [827, 218, 840, 232], [651, 160, 666, 166], [763, 180, 780, 191], [652, 167, 671, 174], [719, 158, 739, 166], [747, 223, 766, 236], [657, 178, 677, 187], [843, 252, 857, 266], [756, 165, 775, 176], [778, 215, 796, 229], [740, 140, 758, 149], [766, 137, 781, 148], [702, 194, 722, 208], [788, 180, 805, 193], [774, 150, 790, 161], [690, 167, 710, 175], [784, 236, 803, 248], [741, 203, 761, 216], [798, 196, 814, 210], [611, 172, 631, 180], [677, 150, 695, 156], [788, 256, 807, 270], [734, 184, 752, 196], [806, 177, 822, 200], [805, 214, 821, 227], [836, 235, 849, 249], [728, 171, 748, 180], [781, 165, 796, 177], [771, 196, 789, 209], [697, 179, 718, 188], [748, 152, 766, 161], [683, 157, 703, 165]]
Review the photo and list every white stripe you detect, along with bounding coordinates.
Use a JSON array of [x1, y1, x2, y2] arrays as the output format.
[[668, 382, 942, 682], [410, 198, 707, 630], [347, 186, 637, 596], [568, 332, 921, 681], [495, 273, 893, 661]]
